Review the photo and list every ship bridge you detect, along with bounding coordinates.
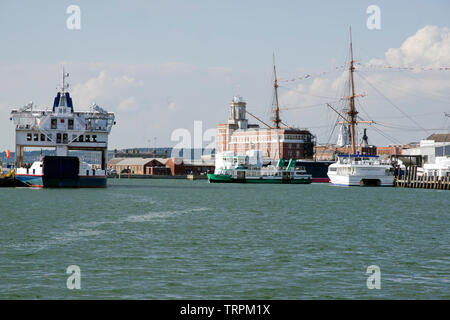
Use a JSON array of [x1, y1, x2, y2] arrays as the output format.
[[10, 82, 115, 170]]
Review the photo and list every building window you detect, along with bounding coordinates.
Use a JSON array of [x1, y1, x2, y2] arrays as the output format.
[[78, 135, 84, 142], [51, 118, 57, 129], [27, 133, 32, 141], [68, 119, 74, 130], [63, 133, 68, 144], [92, 135, 97, 142], [56, 133, 62, 143], [40, 134, 45, 141], [34, 133, 39, 141], [85, 135, 90, 142]]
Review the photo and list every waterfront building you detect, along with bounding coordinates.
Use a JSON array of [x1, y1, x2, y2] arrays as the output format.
[[216, 96, 314, 160], [108, 157, 214, 176]]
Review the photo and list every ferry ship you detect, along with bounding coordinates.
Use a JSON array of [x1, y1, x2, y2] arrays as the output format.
[[208, 150, 312, 184], [326, 30, 395, 187], [327, 154, 395, 186], [10, 71, 115, 188]]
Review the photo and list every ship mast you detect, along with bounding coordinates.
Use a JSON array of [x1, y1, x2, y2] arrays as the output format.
[[272, 54, 281, 129], [347, 27, 358, 154], [271, 54, 282, 159]]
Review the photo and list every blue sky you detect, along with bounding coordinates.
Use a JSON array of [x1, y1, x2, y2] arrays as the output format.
[[0, 0, 449, 150]]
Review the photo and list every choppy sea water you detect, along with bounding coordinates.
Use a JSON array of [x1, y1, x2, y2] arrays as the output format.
[[0, 179, 449, 299]]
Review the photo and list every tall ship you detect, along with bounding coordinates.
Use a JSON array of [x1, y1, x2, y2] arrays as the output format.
[[10, 71, 115, 188], [215, 59, 332, 182], [326, 30, 395, 187]]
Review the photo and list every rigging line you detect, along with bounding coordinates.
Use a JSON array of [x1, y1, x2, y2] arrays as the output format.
[[357, 70, 450, 103], [355, 72, 431, 135], [375, 122, 449, 131], [356, 111, 404, 145], [355, 99, 373, 122], [280, 100, 341, 111], [354, 89, 447, 128], [318, 113, 340, 155], [358, 115, 404, 145], [371, 125, 404, 145], [277, 86, 337, 100], [278, 68, 344, 82], [365, 111, 445, 121]]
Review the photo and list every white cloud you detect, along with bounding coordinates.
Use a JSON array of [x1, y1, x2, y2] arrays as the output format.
[[370, 26, 450, 68], [118, 96, 138, 112], [70, 71, 143, 109]]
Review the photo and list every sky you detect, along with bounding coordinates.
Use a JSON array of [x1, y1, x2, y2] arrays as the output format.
[[0, 0, 449, 151]]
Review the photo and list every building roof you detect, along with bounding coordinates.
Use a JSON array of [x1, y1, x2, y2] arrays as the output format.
[[426, 133, 450, 143], [111, 158, 154, 166], [233, 127, 311, 134], [183, 159, 215, 166], [108, 157, 172, 166], [166, 157, 184, 165], [107, 157, 126, 165], [152, 158, 169, 165]]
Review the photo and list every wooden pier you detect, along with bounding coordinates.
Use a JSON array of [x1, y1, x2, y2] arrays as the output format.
[[395, 166, 450, 190]]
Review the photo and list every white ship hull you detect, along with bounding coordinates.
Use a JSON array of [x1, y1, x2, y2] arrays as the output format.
[[328, 171, 394, 186], [327, 155, 395, 187]]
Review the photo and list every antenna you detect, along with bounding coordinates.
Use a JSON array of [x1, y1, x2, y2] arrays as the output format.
[[61, 67, 69, 93]]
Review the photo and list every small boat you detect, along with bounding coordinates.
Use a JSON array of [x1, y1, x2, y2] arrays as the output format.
[[0, 169, 19, 187], [207, 151, 312, 184]]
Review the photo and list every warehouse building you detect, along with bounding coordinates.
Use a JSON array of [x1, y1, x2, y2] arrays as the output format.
[[108, 157, 214, 176]]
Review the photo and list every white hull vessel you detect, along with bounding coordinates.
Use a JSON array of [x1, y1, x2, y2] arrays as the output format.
[[10, 71, 115, 188], [327, 155, 395, 187]]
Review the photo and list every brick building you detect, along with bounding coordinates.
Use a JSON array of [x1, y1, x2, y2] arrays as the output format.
[[314, 145, 403, 161], [108, 157, 214, 176], [216, 96, 314, 160]]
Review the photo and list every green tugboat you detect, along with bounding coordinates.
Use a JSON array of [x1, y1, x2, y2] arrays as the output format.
[[207, 151, 312, 184]]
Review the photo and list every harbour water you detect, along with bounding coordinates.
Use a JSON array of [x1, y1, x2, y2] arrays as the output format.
[[0, 180, 448, 299]]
